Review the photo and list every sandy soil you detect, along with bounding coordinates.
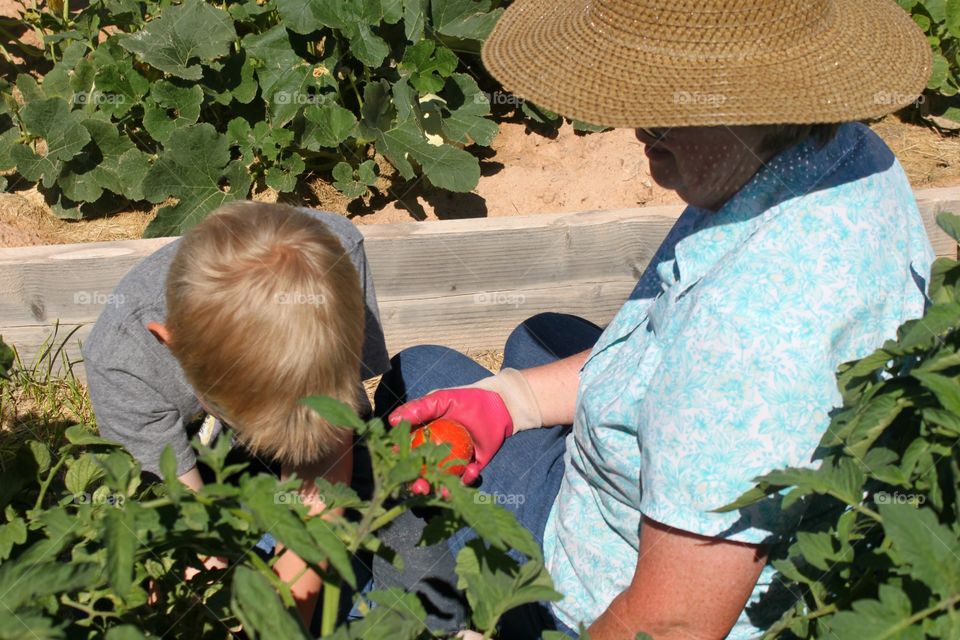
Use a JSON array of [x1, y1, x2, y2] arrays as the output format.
[[2, 115, 959, 247]]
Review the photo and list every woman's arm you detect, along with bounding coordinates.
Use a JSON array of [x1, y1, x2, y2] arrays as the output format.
[[588, 516, 768, 640], [521, 348, 591, 427]]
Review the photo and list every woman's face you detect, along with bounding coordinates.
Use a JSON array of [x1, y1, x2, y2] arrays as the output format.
[[635, 126, 776, 211]]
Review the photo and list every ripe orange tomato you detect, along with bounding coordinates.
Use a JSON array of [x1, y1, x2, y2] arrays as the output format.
[[410, 419, 475, 476]]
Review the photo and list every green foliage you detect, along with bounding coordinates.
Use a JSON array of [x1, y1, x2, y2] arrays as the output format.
[[1, 0, 506, 233], [899, 0, 960, 121], [0, 393, 560, 638], [723, 213, 960, 638]]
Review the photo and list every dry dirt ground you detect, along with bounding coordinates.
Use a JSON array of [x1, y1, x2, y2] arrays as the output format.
[[1, 116, 959, 248]]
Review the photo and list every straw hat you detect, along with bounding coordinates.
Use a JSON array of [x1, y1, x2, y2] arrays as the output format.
[[481, 0, 932, 128]]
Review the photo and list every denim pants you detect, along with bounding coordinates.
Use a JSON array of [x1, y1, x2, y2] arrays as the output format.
[[367, 313, 602, 638]]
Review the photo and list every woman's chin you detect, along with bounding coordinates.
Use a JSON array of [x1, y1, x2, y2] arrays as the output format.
[[647, 162, 682, 194]]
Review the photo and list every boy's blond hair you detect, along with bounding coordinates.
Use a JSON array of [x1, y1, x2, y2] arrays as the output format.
[[165, 202, 364, 466]]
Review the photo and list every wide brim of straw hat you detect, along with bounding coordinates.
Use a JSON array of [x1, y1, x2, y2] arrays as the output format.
[[481, 0, 932, 128]]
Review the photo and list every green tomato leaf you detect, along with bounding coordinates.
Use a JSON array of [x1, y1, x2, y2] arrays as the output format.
[[936, 211, 960, 242], [879, 503, 960, 597], [325, 588, 427, 639], [104, 506, 139, 596], [897, 301, 960, 351], [118, 0, 237, 80], [64, 424, 117, 447], [455, 540, 562, 633], [823, 584, 924, 640], [0, 518, 26, 561], [299, 396, 367, 431], [230, 566, 309, 640], [912, 370, 960, 415], [240, 474, 356, 588]]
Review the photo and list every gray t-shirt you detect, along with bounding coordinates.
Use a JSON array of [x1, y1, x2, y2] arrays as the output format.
[[82, 209, 390, 476]]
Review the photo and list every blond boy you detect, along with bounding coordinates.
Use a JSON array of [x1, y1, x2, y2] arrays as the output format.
[[83, 202, 389, 622]]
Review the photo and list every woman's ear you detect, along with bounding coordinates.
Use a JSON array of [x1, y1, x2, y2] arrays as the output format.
[[146, 321, 172, 346]]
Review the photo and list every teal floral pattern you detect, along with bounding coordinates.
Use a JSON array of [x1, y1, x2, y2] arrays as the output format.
[[541, 123, 934, 637]]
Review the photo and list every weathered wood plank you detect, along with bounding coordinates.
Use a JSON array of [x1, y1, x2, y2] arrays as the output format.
[[1, 280, 638, 378], [0, 186, 957, 380], [0, 206, 683, 327], [916, 187, 960, 259]]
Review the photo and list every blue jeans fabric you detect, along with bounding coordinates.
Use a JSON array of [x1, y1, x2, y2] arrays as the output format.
[[367, 313, 602, 638]]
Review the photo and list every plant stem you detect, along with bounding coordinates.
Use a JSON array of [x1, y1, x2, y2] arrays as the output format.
[[33, 453, 70, 510], [878, 594, 960, 638], [368, 504, 406, 533], [347, 73, 363, 109], [320, 580, 340, 636]]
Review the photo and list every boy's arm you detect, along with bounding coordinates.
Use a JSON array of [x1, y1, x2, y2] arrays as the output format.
[[276, 435, 354, 626], [85, 359, 198, 478]]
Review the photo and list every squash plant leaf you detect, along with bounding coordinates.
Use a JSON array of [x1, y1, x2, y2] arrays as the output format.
[[142, 123, 252, 237], [118, 0, 236, 80]]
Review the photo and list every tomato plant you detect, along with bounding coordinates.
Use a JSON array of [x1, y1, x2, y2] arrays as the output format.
[[722, 213, 960, 639], [0, 395, 560, 639]]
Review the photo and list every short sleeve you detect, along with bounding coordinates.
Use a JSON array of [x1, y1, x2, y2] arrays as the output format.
[[637, 242, 872, 543], [85, 358, 197, 477]]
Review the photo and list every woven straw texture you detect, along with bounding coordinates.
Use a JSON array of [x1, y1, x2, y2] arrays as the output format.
[[481, 0, 932, 128]]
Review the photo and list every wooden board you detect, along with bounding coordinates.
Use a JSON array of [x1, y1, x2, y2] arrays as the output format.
[[1, 187, 958, 380]]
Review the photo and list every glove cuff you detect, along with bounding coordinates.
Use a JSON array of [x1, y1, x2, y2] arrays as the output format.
[[466, 368, 543, 434]]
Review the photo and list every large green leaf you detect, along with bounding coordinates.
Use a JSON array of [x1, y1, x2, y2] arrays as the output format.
[[439, 73, 498, 146], [936, 211, 960, 243], [299, 396, 367, 431], [10, 98, 91, 187], [142, 123, 252, 237], [432, 0, 504, 40], [897, 302, 960, 351], [64, 453, 105, 495], [302, 102, 358, 150], [360, 80, 479, 191], [230, 566, 309, 639], [57, 119, 149, 205], [118, 0, 236, 80], [142, 81, 203, 143]]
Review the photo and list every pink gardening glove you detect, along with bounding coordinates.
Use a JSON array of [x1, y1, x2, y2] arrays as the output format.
[[389, 388, 513, 485]]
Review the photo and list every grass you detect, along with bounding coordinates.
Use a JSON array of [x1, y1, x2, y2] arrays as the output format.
[[0, 323, 94, 467]]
